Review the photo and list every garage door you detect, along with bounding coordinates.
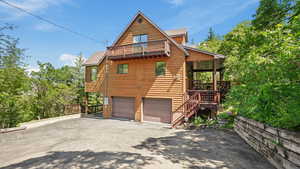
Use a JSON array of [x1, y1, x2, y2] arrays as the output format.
[[112, 97, 135, 120], [143, 98, 172, 123]]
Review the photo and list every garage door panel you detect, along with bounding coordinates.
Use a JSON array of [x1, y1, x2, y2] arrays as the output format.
[[112, 97, 135, 120], [143, 98, 171, 123]]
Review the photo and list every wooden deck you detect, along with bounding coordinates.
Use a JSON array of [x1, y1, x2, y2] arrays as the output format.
[[106, 39, 171, 60]]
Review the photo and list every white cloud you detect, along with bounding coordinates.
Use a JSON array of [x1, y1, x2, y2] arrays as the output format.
[[34, 23, 58, 32], [59, 53, 86, 66], [59, 53, 77, 66], [0, 0, 71, 20], [166, 0, 185, 6]]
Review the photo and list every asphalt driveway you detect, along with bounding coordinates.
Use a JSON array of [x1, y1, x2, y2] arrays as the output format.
[[0, 118, 275, 169]]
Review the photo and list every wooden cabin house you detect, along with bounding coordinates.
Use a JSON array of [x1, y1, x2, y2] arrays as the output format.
[[83, 12, 229, 127]]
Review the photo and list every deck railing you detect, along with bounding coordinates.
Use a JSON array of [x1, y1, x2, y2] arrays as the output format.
[[190, 80, 230, 102], [190, 80, 230, 91], [107, 39, 170, 60], [187, 90, 220, 104]]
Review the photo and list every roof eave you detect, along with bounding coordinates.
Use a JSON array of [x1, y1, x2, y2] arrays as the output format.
[[183, 45, 226, 59]]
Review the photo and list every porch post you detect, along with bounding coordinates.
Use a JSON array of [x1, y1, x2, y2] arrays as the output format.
[[213, 59, 217, 91], [220, 70, 224, 82]]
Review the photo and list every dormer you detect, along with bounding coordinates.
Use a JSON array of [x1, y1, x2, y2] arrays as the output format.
[[165, 28, 188, 45]]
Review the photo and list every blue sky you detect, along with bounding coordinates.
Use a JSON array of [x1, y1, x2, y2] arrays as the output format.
[[0, 0, 259, 71]]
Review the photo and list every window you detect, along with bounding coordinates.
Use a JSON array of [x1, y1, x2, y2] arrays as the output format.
[[91, 67, 98, 81], [133, 34, 148, 43], [155, 62, 166, 76], [117, 64, 128, 74], [133, 34, 148, 53]]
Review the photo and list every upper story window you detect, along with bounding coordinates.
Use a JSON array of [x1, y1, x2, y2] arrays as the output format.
[[133, 34, 148, 43], [91, 67, 98, 81], [133, 34, 148, 53], [117, 64, 128, 74], [155, 62, 166, 76]]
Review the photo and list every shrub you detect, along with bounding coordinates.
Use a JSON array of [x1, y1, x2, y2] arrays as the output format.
[[217, 112, 236, 129], [192, 116, 205, 126]]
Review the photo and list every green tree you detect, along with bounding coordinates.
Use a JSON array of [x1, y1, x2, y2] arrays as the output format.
[[252, 0, 298, 30], [73, 53, 85, 104], [206, 27, 217, 41], [0, 24, 87, 128], [0, 24, 26, 68], [0, 24, 30, 128], [30, 62, 77, 119], [198, 28, 223, 53], [220, 15, 300, 130]]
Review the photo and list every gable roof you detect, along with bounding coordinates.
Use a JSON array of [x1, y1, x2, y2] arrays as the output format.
[[110, 11, 189, 56], [165, 28, 187, 37], [83, 51, 106, 66], [182, 45, 226, 59]]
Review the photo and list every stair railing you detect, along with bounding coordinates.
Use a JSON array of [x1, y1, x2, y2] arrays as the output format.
[[172, 91, 202, 128]]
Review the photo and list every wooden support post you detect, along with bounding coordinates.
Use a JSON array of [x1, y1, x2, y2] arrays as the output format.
[[212, 59, 217, 91], [220, 71, 223, 82]]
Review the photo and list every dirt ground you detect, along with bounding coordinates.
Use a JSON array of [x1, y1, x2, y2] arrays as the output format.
[[0, 118, 275, 169]]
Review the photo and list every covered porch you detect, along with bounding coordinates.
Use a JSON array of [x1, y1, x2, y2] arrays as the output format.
[[186, 57, 230, 104]]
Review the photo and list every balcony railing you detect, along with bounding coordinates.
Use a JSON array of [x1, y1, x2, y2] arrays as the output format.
[[189, 80, 231, 103], [106, 39, 171, 60], [190, 80, 230, 91], [187, 90, 220, 104]]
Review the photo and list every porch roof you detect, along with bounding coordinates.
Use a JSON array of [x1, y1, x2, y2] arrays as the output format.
[[83, 51, 106, 66], [182, 45, 226, 59]]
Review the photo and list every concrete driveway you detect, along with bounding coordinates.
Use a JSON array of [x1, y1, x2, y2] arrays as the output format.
[[0, 118, 275, 169]]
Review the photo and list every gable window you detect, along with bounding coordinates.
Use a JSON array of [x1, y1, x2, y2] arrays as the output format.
[[133, 34, 148, 43], [133, 34, 148, 53], [91, 67, 98, 81], [117, 64, 128, 74], [155, 62, 166, 76]]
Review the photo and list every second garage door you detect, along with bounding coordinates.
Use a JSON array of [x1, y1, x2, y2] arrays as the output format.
[[143, 98, 172, 123], [112, 97, 135, 120]]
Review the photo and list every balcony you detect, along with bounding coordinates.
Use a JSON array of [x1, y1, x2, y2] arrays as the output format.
[[107, 39, 171, 60], [188, 80, 231, 103]]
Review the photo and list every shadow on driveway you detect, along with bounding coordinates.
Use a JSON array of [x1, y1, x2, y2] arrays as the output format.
[[0, 118, 276, 169], [134, 128, 276, 169], [1, 151, 154, 169]]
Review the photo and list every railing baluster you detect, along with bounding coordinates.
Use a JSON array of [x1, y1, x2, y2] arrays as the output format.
[[107, 40, 170, 59]]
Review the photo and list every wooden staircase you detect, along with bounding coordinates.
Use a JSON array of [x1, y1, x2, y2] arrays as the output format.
[[172, 90, 220, 128]]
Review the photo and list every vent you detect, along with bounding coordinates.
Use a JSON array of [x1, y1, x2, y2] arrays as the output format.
[[137, 18, 143, 24]]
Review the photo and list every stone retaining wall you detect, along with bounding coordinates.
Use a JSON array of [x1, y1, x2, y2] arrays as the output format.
[[234, 116, 300, 169]]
